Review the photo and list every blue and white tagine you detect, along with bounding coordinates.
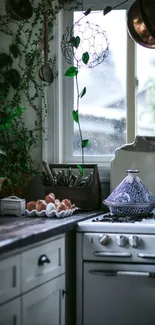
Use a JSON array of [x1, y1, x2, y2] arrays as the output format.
[[104, 170, 155, 216]]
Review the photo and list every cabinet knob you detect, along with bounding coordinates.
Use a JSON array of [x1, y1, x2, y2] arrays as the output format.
[[99, 234, 110, 246], [116, 235, 128, 247], [38, 254, 51, 266], [129, 235, 140, 248], [62, 289, 68, 296]]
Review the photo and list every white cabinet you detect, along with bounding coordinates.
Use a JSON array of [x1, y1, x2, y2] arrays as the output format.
[[0, 255, 20, 305], [21, 236, 65, 293], [0, 298, 21, 325], [0, 234, 66, 325], [22, 274, 65, 325]]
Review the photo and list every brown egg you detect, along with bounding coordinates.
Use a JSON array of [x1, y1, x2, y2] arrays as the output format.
[[54, 202, 59, 209], [49, 193, 55, 200], [45, 194, 55, 204], [62, 199, 72, 209], [36, 202, 47, 212], [71, 204, 76, 209], [36, 199, 46, 205], [27, 201, 37, 211], [36, 200, 47, 212], [56, 202, 67, 212]]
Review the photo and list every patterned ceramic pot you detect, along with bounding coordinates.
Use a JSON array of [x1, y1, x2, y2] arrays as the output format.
[[104, 201, 155, 216], [103, 170, 155, 216]]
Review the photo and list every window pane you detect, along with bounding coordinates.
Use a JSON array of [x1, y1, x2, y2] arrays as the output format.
[[73, 10, 127, 156], [136, 45, 155, 136]]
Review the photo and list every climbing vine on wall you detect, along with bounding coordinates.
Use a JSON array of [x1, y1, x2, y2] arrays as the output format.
[[0, 0, 81, 196]]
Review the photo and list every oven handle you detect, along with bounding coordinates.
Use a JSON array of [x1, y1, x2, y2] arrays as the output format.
[[89, 270, 155, 277], [138, 253, 155, 259], [94, 252, 132, 258]]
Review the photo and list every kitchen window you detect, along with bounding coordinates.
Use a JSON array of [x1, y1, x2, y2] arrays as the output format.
[[45, 2, 155, 179]]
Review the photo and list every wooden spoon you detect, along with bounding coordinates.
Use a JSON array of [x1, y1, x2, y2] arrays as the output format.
[[39, 14, 54, 84]]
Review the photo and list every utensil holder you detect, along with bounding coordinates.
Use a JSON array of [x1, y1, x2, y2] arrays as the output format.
[[43, 164, 101, 210]]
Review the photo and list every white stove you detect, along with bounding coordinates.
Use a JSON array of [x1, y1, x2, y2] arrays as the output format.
[[77, 213, 155, 325], [77, 212, 155, 234], [76, 137, 155, 325]]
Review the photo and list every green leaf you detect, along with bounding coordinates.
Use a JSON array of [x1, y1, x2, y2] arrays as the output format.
[[72, 110, 79, 123], [64, 66, 78, 77], [104, 6, 112, 15], [9, 44, 20, 58], [70, 36, 80, 49], [77, 164, 85, 176], [80, 87, 86, 98], [0, 82, 10, 97], [82, 52, 89, 65], [0, 53, 12, 70], [4, 69, 20, 89], [84, 8, 91, 16], [82, 139, 89, 148]]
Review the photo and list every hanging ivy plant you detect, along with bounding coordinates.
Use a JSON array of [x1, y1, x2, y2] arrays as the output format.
[[0, 0, 81, 196]]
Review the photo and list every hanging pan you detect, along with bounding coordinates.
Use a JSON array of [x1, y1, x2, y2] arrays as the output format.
[[127, 0, 155, 49], [39, 13, 54, 84], [5, 0, 33, 21], [140, 0, 155, 39]]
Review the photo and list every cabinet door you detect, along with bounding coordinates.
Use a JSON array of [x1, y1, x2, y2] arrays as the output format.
[[0, 255, 20, 305], [0, 298, 20, 325], [21, 236, 65, 293], [22, 274, 65, 325]]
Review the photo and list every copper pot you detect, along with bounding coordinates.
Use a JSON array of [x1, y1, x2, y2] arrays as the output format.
[[127, 0, 155, 49]]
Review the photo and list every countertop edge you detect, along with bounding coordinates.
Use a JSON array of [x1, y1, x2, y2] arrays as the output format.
[[0, 211, 102, 256]]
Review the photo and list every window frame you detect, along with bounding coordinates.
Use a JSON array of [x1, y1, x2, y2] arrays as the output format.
[[44, 6, 137, 181]]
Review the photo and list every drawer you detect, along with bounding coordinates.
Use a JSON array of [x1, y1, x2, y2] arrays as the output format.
[[0, 298, 21, 325], [0, 255, 20, 305], [21, 235, 65, 292]]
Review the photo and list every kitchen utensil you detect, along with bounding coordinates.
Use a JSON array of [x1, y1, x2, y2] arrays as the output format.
[[39, 14, 54, 84], [5, 0, 33, 21], [72, 173, 82, 188], [0, 196, 26, 216], [127, 0, 155, 49], [140, 0, 155, 39], [65, 167, 72, 186], [42, 160, 54, 185], [41, 171, 50, 186], [104, 170, 155, 216]]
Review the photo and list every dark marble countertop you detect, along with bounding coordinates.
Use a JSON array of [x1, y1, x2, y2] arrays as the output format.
[[0, 211, 102, 255]]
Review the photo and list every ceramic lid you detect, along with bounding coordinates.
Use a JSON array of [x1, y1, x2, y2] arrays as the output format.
[[105, 170, 155, 204], [1, 196, 25, 203]]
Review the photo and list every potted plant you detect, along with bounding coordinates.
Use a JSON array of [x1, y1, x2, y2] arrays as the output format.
[[0, 149, 6, 193], [0, 99, 40, 197]]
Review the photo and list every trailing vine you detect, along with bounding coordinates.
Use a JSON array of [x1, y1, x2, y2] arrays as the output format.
[[64, 38, 89, 175], [65, 33, 90, 175], [0, 0, 81, 196]]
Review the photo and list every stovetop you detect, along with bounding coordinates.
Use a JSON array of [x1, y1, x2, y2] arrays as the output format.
[[77, 212, 155, 234], [92, 213, 155, 223]]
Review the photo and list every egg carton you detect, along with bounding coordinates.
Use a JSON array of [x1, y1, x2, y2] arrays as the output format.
[[25, 207, 79, 218]]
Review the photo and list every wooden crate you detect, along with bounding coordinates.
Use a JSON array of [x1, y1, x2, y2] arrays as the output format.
[[44, 164, 101, 210]]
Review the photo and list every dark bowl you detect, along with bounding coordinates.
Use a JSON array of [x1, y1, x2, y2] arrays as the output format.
[[127, 0, 155, 49]]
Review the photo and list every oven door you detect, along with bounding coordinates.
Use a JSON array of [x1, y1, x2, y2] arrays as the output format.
[[83, 262, 155, 325]]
